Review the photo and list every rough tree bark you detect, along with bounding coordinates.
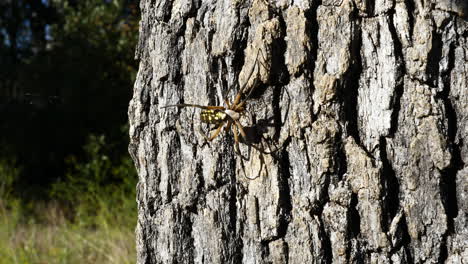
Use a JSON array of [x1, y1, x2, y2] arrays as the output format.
[[128, 0, 467, 263]]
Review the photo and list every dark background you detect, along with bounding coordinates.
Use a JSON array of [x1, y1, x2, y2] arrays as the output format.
[[0, 0, 139, 215]]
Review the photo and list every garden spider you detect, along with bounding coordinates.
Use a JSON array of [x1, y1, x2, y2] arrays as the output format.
[[161, 50, 265, 165]]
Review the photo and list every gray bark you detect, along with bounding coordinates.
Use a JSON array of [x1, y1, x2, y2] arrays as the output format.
[[128, 0, 468, 263]]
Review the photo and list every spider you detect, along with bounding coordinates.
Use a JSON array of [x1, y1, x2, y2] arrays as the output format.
[[161, 50, 266, 164]]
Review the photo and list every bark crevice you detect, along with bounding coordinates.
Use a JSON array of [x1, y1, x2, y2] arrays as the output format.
[[341, 30, 362, 145], [388, 9, 405, 137], [379, 137, 400, 232], [438, 32, 461, 232]]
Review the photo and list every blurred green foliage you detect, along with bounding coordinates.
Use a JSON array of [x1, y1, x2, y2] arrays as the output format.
[[0, 0, 139, 198], [50, 127, 137, 228], [0, 158, 22, 202], [0, 128, 137, 263]]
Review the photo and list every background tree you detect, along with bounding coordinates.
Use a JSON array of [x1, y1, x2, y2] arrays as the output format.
[[129, 0, 467, 263], [0, 0, 139, 195]]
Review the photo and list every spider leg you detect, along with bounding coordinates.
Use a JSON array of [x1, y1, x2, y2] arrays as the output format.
[[232, 49, 262, 107], [208, 122, 224, 141], [263, 136, 284, 155], [225, 120, 232, 132], [205, 105, 227, 110], [232, 123, 245, 158], [240, 150, 258, 180], [232, 123, 240, 152], [234, 119, 273, 158], [257, 148, 268, 178], [247, 138, 268, 179], [199, 122, 225, 141], [245, 137, 283, 155], [161, 104, 225, 110], [232, 124, 258, 180], [235, 120, 271, 179], [256, 48, 269, 73], [233, 123, 252, 162], [234, 120, 248, 141], [245, 108, 255, 125], [224, 99, 231, 108], [233, 49, 270, 111]]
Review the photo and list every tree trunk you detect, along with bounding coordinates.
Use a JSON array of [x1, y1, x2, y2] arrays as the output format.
[[128, 0, 467, 263]]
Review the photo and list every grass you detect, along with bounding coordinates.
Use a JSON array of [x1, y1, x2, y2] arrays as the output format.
[[0, 132, 137, 263], [0, 200, 136, 264]]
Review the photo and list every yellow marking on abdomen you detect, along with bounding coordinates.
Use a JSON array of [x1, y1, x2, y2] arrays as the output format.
[[200, 110, 227, 125]]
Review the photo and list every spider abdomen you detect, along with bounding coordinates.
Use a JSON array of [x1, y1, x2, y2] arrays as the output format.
[[200, 110, 227, 125]]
